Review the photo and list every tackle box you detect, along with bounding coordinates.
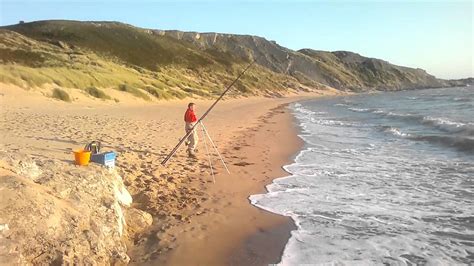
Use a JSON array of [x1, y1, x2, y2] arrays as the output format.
[[91, 151, 116, 168]]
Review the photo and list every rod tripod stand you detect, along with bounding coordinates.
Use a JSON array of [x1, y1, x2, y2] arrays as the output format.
[[194, 121, 230, 183]]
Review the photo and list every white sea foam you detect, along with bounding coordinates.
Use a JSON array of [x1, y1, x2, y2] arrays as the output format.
[[423, 116, 466, 127], [251, 89, 474, 265], [348, 107, 371, 112], [385, 127, 410, 137], [309, 117, 357, 127]]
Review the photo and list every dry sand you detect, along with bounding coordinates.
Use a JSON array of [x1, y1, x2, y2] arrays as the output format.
[[0, 84, 343, 264]]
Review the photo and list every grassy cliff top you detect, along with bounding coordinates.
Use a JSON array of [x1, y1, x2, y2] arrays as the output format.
[[1, 20, 468, 102]]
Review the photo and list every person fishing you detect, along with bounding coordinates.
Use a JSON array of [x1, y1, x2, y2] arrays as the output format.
[[184, 102, 199, 157], [162, 60, 255, 166]]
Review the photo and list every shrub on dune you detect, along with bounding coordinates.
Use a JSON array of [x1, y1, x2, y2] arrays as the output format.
[[117, 84, 150, 101], [51, 88, 71, 102], [85, 86, 111, 100]]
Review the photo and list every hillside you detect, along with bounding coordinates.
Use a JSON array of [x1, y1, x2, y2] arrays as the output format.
[[0, 20, 315, 102], [298, 49, 445, 90], [159, 30, 449, 91], [446, 77, 473, 87], [0, 20, 465, 102]]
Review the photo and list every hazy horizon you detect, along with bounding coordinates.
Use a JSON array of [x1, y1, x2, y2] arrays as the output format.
[[1, 0, 472, 79]]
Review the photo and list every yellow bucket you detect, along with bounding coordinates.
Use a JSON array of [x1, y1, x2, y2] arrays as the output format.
[[74, 149, 91, 166]]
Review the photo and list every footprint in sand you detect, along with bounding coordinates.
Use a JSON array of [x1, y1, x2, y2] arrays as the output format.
[[233, 162, 253, 167]]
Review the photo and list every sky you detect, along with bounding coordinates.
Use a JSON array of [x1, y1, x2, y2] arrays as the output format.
[[1, 0, 472, 79]]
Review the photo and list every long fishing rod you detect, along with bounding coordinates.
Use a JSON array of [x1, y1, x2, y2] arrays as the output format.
[[161, 60, 256, 165]]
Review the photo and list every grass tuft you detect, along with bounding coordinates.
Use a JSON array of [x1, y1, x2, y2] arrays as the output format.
[[118, 83, 150, 101], [51, 88, 71, 102], [168, 89, 188, 99], [85, 86, 111, 100], [143, 85, 161, 98]]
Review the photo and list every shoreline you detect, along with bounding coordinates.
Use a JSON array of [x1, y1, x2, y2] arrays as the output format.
[[160, 103, 304, 265], [229, 103, 303, 265]]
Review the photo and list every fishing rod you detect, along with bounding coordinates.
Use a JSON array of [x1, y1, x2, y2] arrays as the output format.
[[161, 60, 256, 165]]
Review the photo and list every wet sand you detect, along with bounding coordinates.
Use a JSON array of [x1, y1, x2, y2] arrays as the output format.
[[160, 104, 303, 266]]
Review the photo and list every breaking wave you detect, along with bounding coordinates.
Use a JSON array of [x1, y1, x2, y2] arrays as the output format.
[[421, 116, 474, 136], [348, 107, 474, 136], [382, 126, 474, 154], [382, 126, 411, 137], [251, 87, 474, 265], [409, 135, 474, 153], [347, 107, 372, 112]]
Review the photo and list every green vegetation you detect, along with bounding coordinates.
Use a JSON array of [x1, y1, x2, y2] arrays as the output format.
[[168, 89, 188, 99], [2, 20, 226, 71], [0, 21, 310, 100], [85, 86, 111, 100], [51, 88, 71, 102], [143, 85, 160, 98], [0, 20, 447, 98], [234, 80, 250, 93], [182, 87, 210, 97], [117, 84, 150, 101], [143, 85, 189, 100], [296, 49, 442, 90], [0, 48, 46, 67]]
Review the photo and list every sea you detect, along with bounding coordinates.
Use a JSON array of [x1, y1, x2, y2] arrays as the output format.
[[250, 87, 474, 265]]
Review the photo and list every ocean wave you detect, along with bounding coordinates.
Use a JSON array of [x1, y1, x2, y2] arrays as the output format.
[[383, 126, 411, 137], [309, 118, 356, 126], [453, 97, 471, 102], [347, 107, 395, 115], [409, 135, 474, 154], [422, 116, 465, 127], [386, 111, 416, 118], [381, 126, 474, 153], [421, 117, 474, 136], [347, 107, 373, 112], [253, 91, 473, 266], [293, 106, 328, 123], [373, 111, 474, 136], [293, 106, 315, 116]]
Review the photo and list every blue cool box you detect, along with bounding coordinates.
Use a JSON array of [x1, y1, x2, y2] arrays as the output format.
[[91, 151, 116, 168]]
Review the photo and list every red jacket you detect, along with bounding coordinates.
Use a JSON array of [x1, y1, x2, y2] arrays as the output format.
[[184, 108, 197, 123]]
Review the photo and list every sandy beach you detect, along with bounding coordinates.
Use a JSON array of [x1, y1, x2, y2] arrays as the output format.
[[156, 102, 303, 266], [0, 84, 342, 264], [2, 3, 471, 264]]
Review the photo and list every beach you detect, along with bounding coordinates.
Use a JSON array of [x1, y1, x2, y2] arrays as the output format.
[[0, 84, 342, 264], [1, 4, 471, 264], [158, 101, 303, 266]]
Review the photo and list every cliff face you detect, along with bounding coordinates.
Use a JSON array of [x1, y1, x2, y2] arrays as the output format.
[[299, 49, 444, 91], [0, 20, 465, 96], [158, 31, 447, 91], [446, 77, 473, 87]]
